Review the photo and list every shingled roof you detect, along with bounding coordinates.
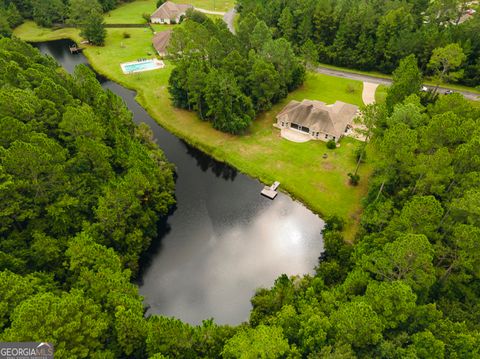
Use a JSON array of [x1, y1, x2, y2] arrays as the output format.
[[151, 1, 192, 20], [277, 100, 358, 138], [152, 30, 172, 55]]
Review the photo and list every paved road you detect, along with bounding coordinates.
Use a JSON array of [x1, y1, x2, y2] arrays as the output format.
[[316, 66, 480, 101], [223, 8, 236, 34]]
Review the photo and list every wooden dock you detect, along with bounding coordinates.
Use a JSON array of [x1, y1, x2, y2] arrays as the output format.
[[69, 45, 82, 54], [261, 181, 280, 199]]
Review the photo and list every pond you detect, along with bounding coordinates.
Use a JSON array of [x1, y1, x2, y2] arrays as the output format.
[[34, 40, 324, 325]]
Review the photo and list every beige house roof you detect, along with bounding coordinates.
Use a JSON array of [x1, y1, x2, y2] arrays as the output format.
[[151, 1, 193, 20], [277, 100, 358, 138], [152, 30, 172, 54]]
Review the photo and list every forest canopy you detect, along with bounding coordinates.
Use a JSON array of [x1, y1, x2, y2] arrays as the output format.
[[167, 10, 305, 134], [0, 38, 176, 275], [2, 38, 479, 358], [237, 0, 480, 87], [1, 1, 480, 357], [0, 38, 178, 358]]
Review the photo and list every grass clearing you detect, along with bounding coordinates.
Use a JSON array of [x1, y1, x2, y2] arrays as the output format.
[[14, 21, 374, 239], [13, 21, 82, 42], [187, 0, 234, 12], [105, 0, 155, 24], [375, 84, 388, 104]]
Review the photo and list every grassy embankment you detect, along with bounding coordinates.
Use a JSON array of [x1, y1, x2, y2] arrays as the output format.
[[14, 3, 374, 239]]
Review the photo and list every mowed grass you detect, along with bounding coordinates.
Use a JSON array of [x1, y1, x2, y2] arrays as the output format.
[[186, 0, 233, 12], [14, 21, 374, 239], [375, 84, 388, 104], [105, 0, 156, 24], [105, 0, 233, 23], [13, 21, 82, 42]]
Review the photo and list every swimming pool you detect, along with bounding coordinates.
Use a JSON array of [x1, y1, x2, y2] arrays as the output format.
[[120, 59, 165, 74]]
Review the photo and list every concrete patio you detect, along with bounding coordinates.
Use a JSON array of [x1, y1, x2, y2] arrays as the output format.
[[280, 128, 311, 143]]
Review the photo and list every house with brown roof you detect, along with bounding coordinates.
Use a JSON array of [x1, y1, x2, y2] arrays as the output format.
[[152, 30, 173, 57], [151, 1, 193, 24], [276, 100, 359, 142]]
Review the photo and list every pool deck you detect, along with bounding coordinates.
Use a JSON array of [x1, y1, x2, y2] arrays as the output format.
[[120, 58, 165, 74]]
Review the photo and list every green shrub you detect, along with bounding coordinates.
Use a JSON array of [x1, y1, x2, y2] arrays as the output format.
[[348, 172, 360, 186], [326, 139, 336, 149], [123, 32, 131, 39], [346, 84, 356, 93]]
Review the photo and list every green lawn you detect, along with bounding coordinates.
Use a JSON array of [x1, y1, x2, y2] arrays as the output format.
[[150, 23, 176, 32], [13, 21, 82, 42], [14, 21, 373, 239], [187, 0, 234, 12], [105, 0, 156, 24], [104, 0, 233, 23], [375, 84, 388, 104]]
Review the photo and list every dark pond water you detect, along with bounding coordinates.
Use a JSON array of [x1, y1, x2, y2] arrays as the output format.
[[34, 40, 324, 325]]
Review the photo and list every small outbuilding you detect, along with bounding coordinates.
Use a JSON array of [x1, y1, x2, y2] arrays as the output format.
[[152, 30, 173, 57], [276, 100, 359, 143], [151, 1, 193, 24]]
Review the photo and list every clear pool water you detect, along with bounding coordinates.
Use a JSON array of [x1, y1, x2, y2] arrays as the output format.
[[123, 60, 158, 73]]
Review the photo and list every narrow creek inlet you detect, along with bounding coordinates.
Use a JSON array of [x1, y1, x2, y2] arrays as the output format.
[[35, 40, 325, 325]]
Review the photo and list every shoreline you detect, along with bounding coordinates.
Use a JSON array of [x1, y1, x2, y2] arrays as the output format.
[[15, 27, 371, 239]]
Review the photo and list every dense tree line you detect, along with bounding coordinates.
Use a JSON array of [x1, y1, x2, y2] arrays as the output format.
[[237, 0, 480, 87], [167, 10, 305, 134], [0, 0, 23, 36], [0, 38, 179, 357], [0, 38, 177, 275]]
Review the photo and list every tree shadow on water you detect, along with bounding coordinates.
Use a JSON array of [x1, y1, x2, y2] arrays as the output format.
[[182, 140, 238, 181], [135, 210, 175, 284]]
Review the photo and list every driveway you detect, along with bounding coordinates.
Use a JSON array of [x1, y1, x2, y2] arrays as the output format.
[[362, 82, 379, 105], [316, 66, 479, 101], [223, 8, 236, 34], [194, 7, 226, 16]]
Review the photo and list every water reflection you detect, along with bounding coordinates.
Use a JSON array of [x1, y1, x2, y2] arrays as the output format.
[[35, 40, 324, 325], [143, 194, 323, 324], [183, 141, 238, 181]]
